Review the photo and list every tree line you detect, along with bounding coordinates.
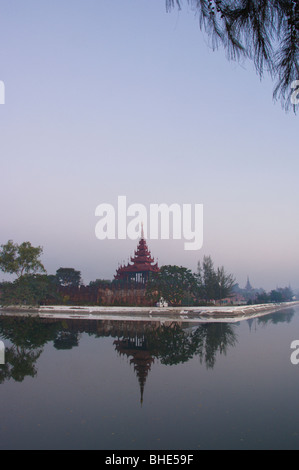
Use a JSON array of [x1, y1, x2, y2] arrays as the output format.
[[146, 257, 235, 306], [0, 239, 237, 307], [253, 286, 294, 304], [0, 239, 295, 307], [0, 240, 82, 305]]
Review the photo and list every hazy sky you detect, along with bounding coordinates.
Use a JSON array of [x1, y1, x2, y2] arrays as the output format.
[[0, 1, 298, 291]]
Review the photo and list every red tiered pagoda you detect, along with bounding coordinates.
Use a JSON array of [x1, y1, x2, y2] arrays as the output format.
[[114, 228, 159, 285]]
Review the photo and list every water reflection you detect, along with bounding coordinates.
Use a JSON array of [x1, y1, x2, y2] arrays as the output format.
[[0, 317, 60, 383], [114, 336, 155, 405], [113, 323, 239, 403], [0, 308, 295, 395], [251, 308, 294, 326]]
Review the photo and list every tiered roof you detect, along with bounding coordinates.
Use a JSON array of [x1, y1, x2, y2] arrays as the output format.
[[114, 231, 159, 282]]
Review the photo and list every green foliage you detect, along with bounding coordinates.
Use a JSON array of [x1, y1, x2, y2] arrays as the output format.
[[56, 267, 81, 287], [0, 274, 60, 306], [199, 255, 218, 300], [146, 256, 236, 305], [197, 255, 236, 302], [255, 286, 294, 304], [0, 240, 45, 278], [146, 265, 198, 306]]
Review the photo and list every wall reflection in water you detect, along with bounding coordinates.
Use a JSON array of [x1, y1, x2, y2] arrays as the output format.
[[0, 309, 294, 404]]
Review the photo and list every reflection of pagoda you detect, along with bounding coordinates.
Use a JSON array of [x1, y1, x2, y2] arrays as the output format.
[[114, 336, 154, 405], [114, 226, 159, 285]]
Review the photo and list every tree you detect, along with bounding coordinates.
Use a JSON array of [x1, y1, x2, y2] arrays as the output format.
[[270, 286, 293, 302], [0, 274, 60, 306], [216, 265, 236, 301], [55, 268, 81, 288], [254, 286, 294, 304], [255, 290, 270, 304], [146, 265, 198, 305], [198, 255, 235, 302], [270, 289, 284, 302], [0, 240, 46, 279], [201, 255, 218, 301], [166, 0, 299, 111]]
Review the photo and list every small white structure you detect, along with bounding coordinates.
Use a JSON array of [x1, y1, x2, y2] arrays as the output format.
[[156, 298, 168, 307]]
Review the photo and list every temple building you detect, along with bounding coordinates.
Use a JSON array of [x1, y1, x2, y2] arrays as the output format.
[[49, 228, 160, 307], [114, 228, 159, 285]]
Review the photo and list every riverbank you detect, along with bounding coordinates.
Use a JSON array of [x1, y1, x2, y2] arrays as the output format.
[[0, 301, 298, 323]]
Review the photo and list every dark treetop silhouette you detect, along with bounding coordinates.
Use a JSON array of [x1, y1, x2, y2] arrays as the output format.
[[166, 0, 299, 111]]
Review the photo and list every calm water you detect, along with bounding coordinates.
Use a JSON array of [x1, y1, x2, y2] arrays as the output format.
[[1, 306, 299, 450]]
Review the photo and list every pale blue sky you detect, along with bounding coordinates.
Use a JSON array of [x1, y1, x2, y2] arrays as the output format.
[[0, 0, 298, 290]]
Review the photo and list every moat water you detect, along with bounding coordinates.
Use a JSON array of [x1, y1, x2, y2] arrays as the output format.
[[1, 306, 299, 450]]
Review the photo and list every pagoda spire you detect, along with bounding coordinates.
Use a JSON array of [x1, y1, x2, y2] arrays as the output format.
[[141, 221, 144, 240], [140, 222, 145, 240], [245, 276, 253, 291], [114, 224, 159, 284]]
